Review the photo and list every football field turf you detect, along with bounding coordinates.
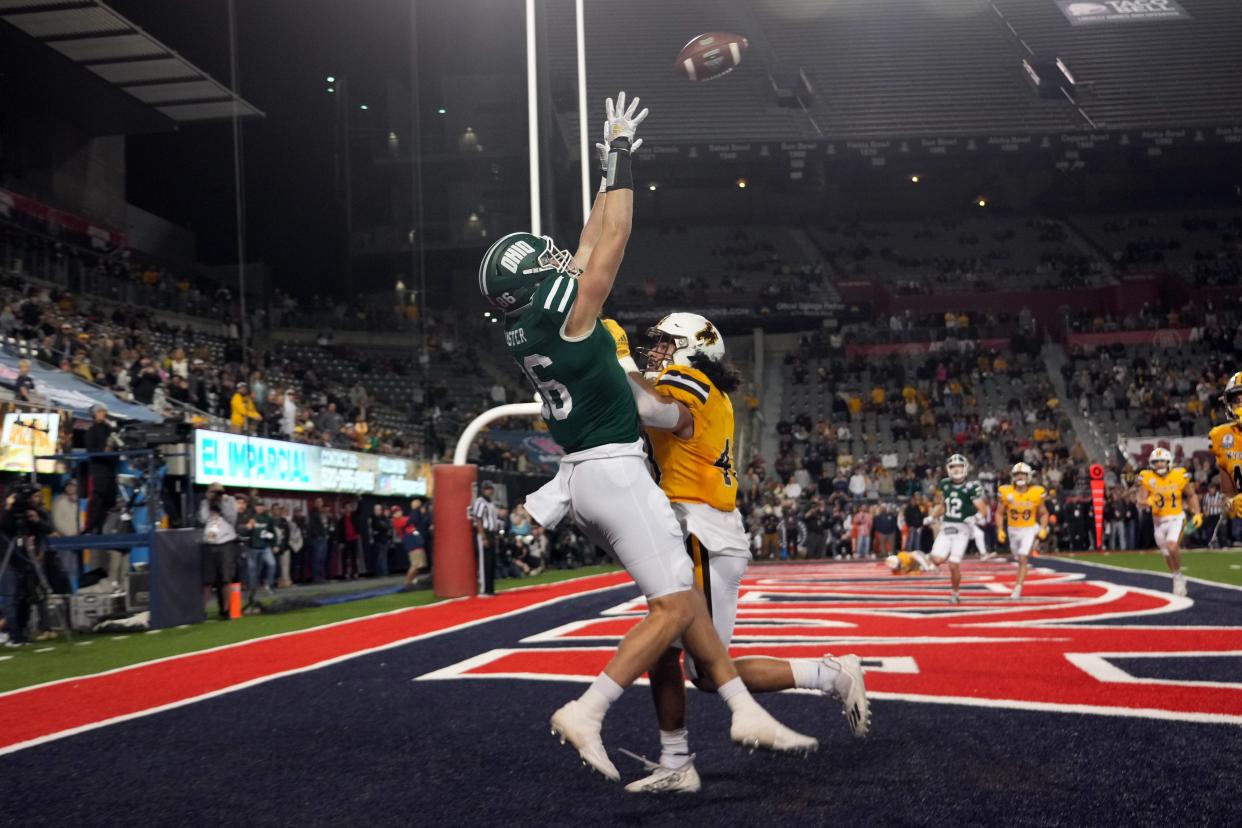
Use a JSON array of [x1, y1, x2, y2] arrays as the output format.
[[1055, 550, 1242, 587], [0, 565, 618, 694], [3, 558, 1240, 825]]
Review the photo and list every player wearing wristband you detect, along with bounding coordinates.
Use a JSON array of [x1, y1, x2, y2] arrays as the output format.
[[477, 92, 815, 785]]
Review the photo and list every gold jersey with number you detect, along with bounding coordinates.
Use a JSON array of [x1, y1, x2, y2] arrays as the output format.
[[1210, 422, 1242, 495], [892, 552, 921, 575], [646, 365, 736, 513], [1138, 467, 1191, 518], [997, 484, 1046, 528]]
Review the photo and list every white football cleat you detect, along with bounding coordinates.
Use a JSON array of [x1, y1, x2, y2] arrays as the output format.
[[1172, 573, 1187, 597], [826, 654, 871, 738], [619, 750, 701, 794], [1010, 585, 1022, 600], [948, 592, 961, 605], [550, 700, 619, 782], [730, 704, 818, 754]]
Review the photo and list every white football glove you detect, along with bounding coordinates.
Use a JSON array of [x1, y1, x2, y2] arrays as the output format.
[[605, 91, 648, 144], [595, 120, 643, 172], [922, 516, 934, 527]]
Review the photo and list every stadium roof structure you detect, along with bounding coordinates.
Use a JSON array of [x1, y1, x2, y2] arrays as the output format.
[[0, 0, 263, 124]]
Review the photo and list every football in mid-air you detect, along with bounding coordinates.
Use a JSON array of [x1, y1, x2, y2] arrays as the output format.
[[674, 32, 748, 82]]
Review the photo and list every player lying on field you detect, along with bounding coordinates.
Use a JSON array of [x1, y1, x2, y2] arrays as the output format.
[[886, 550, 933, 575], [478, 92, 815, 784], [598, 314, 869, 793]]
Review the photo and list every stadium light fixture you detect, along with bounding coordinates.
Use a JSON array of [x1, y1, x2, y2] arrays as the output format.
[[437, 107, 447, 115], [910, 174, 920, 184], [359, 104, 369, 111], [736, 178, 748, 189], [326, 86, 335, 93], [977, 197, 988, 208], [483, 311, 491, 319], [326, 75, 335, 83], [648, 183, 658, 191]]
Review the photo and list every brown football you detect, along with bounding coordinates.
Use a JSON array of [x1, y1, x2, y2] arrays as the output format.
[[673, 32, 749, 82]]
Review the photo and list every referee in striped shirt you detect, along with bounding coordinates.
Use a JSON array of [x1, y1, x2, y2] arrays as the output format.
[[1202, 483, 1225, 548], [469, 480, 502, 595]]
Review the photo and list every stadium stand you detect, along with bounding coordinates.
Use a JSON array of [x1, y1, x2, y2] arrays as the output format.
[[1071, 209, 1242, 285], [808, 215, 1110, 292], [754, 0, 1079, 137], [993, 0, 1242, 130], [776, 335, 1071, 466], [611, 224, 837, 310]]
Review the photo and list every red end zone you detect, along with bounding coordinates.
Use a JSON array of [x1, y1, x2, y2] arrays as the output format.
[[0, 571, 632, 755], [419, 562, 1242, 725]]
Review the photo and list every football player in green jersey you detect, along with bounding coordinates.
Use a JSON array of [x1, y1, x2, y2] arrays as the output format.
[[924, 453, 988, 604], [477, 92, 815, 784]]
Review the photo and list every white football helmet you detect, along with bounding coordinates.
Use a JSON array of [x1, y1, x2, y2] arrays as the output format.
[[946, 453, 969, 484], [885, 554, 901, 571], [639, 312, 725, 374], [1149, 447, 1173, 476], [1223, 371, 1242, 425], [1011, 462, 1033, 487]]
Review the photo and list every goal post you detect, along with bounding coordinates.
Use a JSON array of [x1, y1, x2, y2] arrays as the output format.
[[431, 402, 544, 598]]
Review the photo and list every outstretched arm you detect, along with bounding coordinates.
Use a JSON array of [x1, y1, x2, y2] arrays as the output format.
[[575, 120, 644, 272], [564, 92, 647, 338], [572, 151, 607, 270]]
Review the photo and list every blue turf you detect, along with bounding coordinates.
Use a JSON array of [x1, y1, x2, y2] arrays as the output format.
[[2, 560, 1240, 826], [1107, 655, 1242, 684]]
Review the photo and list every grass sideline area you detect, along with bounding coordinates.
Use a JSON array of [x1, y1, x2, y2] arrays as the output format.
[[1056, 550, 1242, 587], [0, 565, 619, 694]]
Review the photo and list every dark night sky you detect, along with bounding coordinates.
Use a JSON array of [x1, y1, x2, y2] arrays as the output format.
[[113, 0, 415, 294]]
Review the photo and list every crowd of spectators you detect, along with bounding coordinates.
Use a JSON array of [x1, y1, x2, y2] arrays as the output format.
[[1065, 299, 1240, 335], [0, 276, 424, 456], [1064, 320, 1242, 436], [816, 216, 1108, 294], [612, 225, 834, 311], [1095, 212, 1242, 286]]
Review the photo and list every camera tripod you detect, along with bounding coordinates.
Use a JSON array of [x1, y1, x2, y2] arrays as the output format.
[[0, 535, 73, 645]]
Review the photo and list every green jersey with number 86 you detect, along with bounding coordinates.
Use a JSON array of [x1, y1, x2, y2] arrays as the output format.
[[503, 274, 640, 454], [939, 478, 983, 523]]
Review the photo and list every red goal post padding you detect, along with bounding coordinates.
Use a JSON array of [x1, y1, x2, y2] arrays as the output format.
[[433, 401, 543, 599], [432, 464, 479, 599]]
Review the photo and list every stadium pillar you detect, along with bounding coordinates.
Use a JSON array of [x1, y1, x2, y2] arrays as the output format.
[[432, 464, 479, 599]]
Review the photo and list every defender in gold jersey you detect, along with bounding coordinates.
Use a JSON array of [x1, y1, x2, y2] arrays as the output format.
[[605, 313, 869, 793], [1135, 448, 1202, 597], [995, 462, 1049, 600], [1210, 372, 1242, 520]]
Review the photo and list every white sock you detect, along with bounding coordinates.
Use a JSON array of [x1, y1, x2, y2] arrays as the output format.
[[581, 672, 624, 716], [791, 658, 838, 691], [718, 677, 758, 713], [658, 728, 690, 768]]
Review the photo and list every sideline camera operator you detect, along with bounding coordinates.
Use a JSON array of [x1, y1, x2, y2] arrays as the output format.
[[1, 486, 59, 645], [198, 482, 240, 620]]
